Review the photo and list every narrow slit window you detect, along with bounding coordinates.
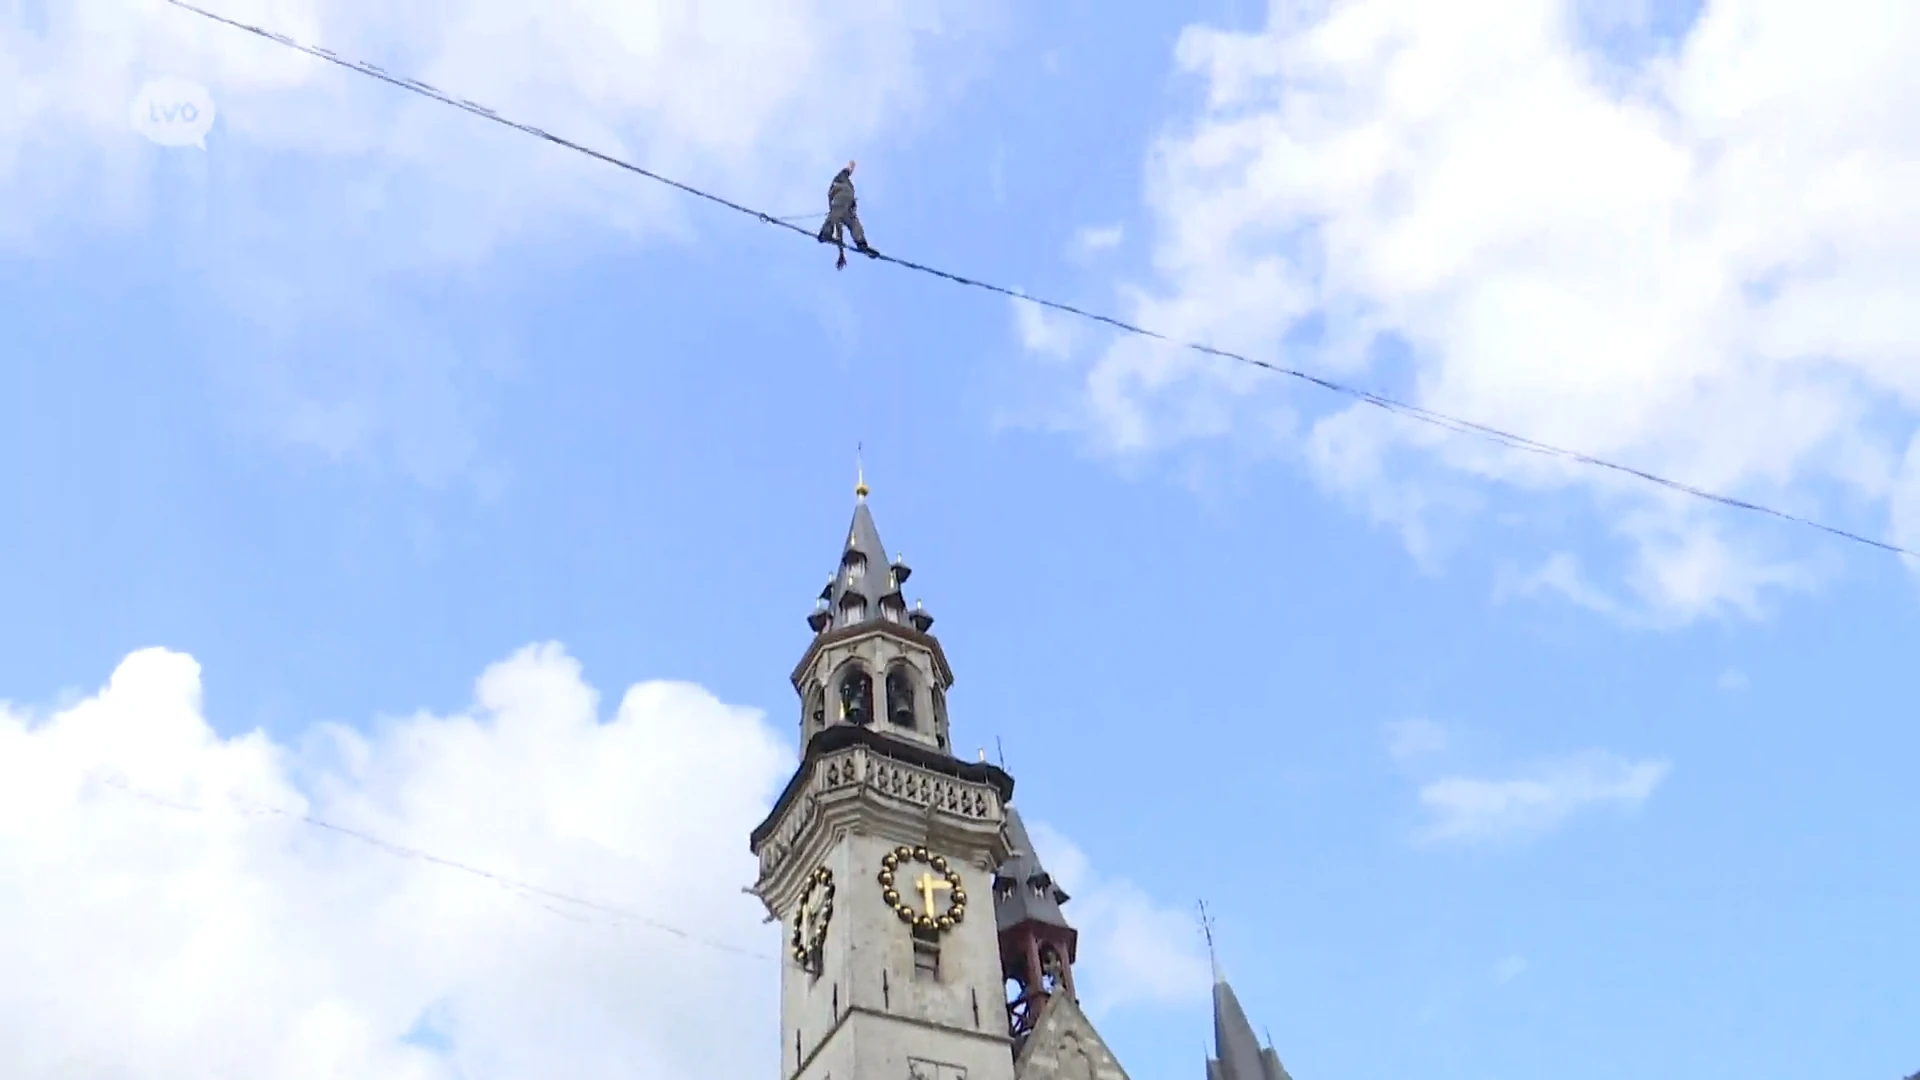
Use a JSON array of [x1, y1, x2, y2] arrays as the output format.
[[911, 925, 941, 978]]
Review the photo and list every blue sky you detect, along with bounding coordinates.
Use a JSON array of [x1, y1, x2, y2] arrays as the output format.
[[2, 1, 1918, 1078]]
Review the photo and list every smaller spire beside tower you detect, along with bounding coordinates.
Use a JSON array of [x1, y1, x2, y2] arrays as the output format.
[[995, 807, 1079, 1050], [1201, 917, 1293, 1080]]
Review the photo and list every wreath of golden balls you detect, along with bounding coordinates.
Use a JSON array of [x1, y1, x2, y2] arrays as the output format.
[[791, 867, 835, 965], [875, 845, 968, 933]]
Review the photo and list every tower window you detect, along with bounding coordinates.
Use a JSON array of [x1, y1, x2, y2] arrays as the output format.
[[838, 594, 868, 625], [844, 553, 866, 581], [885, 668, 917, 728], [806, 684, 825, 731], [911, 924, 941, 978], [838, 670, 873, 726]]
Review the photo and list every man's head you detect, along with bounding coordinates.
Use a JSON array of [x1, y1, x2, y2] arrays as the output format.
[[847, 160, 856, 174]]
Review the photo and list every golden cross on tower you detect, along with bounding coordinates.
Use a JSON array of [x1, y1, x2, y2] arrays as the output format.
[[915, 871, 952, 917]]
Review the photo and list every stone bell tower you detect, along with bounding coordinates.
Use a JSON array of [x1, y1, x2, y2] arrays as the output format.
[[749, 475, 1020, 1080]]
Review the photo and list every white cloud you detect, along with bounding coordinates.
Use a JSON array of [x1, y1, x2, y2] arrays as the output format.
[[1492, 955, 1528, 984], [1892, 431, 1920, 576], [1384, 716, 1447, 762], [1012, 295, 1081, 361], [0, 644, 793, 1078], [1043, 0, 1920, 617], [1495, 525, 1823, 625], [1413, 749, 1670, 845], [1495, 551, 1638, 621], [1026, 820, 1211, 1016], [0, 645, 1177, 1075], [3, 0, 994, 476], [1069, 223, 1125, 260], [6, 0, 982, 247]]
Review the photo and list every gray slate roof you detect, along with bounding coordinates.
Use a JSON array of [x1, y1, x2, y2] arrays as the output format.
[[994, 806, 1074, 933], [813, 489, 925, 634], [1206, 973, 1292, 1080]]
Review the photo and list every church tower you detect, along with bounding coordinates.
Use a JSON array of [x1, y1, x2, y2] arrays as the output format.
[[750, 475, 1021, 1080], [749, 475, 1153, 1080]]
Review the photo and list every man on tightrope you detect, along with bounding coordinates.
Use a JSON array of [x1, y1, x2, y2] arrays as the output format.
[[818, 160, 878, 270]]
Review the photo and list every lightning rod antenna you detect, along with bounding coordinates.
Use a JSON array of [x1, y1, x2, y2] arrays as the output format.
[[1198, 899, 1223, 982]]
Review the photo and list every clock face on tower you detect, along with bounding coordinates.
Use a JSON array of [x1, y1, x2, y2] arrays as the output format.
[[875, 845, 967, 933], [792, 866, 835, 969]]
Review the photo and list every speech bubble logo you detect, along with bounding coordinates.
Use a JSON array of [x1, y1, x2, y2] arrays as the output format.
[[129, 77, 216, 149]]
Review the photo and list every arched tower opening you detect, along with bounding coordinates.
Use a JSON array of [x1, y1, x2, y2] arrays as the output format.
[[886, 666, 917, 728], [837, 668, 873, 726]]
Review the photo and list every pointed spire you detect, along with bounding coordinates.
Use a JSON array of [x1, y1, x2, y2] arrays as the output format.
[[790, 465, 958, 761], [1210, 979, 1269, 1080], [1202, 913, 1292, 1080], [813, 468, 912, 634], [855, 442, 869, 500]]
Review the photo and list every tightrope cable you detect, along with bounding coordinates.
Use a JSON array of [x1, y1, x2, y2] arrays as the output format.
[[157, 0, 1920, 561], [96, 772, 778, 962]]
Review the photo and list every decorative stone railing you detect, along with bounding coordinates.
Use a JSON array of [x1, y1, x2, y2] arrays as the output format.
[[756, 746, 1004, 881]]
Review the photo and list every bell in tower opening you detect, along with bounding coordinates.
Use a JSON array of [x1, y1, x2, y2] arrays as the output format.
[[886, 667, 917, 727], [838, 669, 873, 725]]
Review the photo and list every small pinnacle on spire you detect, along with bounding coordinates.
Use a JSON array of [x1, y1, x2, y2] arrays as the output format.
[[855, 442, 869, 499]]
